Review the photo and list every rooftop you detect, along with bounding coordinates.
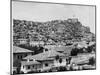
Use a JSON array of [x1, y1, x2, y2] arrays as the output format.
[[71, 53, 95, 64], [88, 41, 95, 46], [13, 46, 33, 53], [73, 41, 88, 48], [23, 50, 65, 61], [44, 45, 73, 56]]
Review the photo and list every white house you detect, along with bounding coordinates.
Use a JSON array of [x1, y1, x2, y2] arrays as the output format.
[[29, 41, 44, 46], [21, 60, 41, 73], [21, 50, 69, 73]]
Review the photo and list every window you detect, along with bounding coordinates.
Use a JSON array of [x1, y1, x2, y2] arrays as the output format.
[[17, 55, 20, 59], [32, 53, 34, 55], [17, 56, 19, 59], [45, 49, 48, 51], [66, 58, 68, 61], [27, 66, 30, 69], [59, 58, 62, 63], [20, 55, 23, 59], [32, 65, 34, 68], [17, 55, 23, 59], [66, 58, 69, 64], [23, 66, 24, 68], [25, 54, 27, 57], [29, 59, 33, 61], [45, 63, 48, 67]]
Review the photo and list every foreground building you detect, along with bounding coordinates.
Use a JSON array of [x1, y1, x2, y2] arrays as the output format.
[[13, 46, 34, 61], [13, 42, 96, 74], [13, 46, 34, 73], [20, 50, 70, 73]]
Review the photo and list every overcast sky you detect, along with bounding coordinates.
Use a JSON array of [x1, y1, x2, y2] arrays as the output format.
[[12, 1, 95, 33]]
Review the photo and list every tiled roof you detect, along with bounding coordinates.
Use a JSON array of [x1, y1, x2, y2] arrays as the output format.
[[51, 46, 73, 56], [71, 53, 95, 64], [44, 45, 73, 52], [73, 42, 88, 48], [71, 56, 89, 64], [21, 61, 40, 65], [13, 46, 33, 53], [44, 45, 73, 56], [56, 46, 73, 51], [23, 50, 65, 61], [88, 42, 95, 46], [63, 46, 73, 55]]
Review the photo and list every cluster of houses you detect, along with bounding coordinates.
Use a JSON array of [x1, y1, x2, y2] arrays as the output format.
[[13, 18, 96, 74], [13, 40, 96, 74]]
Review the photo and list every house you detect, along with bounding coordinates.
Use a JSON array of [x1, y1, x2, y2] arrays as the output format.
[[29, 41, 44, 46], [67, 18, 78, 23], [44, 45, 73, 56], [13, 46, 34, 61], [43, 45, 57, 50], [13, 38, 28, 45], [18, 38, 28, 45], [73, 41, 88, 48], [13, 46, 34, 73], [70, 53, 95, 70], [21, 60, 41, 73], [21, 50, 69, 73], [44, 45, 73, 63], [63, 46, 73, 56]]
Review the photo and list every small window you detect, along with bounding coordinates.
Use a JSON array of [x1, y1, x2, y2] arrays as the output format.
[[29, 59, 33, 61], [23, 66, 24, 68], [32, 65, 34, 68], [17, 56, 19, 59], [45, 49, 48, 51], [45, 63, 48, 67], [20, 55, 23, 59], [59, 58, 62, 63], [25, 54, 27, 57], [27, 66, 30, 69], [32, 53, 34, 55], [66, 58, 68, 61], [17, 55, 20, 59], [17, 55, 23, 59]]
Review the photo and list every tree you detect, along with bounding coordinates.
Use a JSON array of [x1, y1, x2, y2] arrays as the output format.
[[88, 57, 95, 65], [13, 59, 21, 74], [87, 46, 92, 53], [71, 48, 79, 56]]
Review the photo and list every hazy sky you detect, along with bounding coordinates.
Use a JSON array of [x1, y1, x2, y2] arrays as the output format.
[[12, 1, 95, 33]]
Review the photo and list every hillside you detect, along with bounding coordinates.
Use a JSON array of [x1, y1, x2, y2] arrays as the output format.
[[13, 18, 95, 46]]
